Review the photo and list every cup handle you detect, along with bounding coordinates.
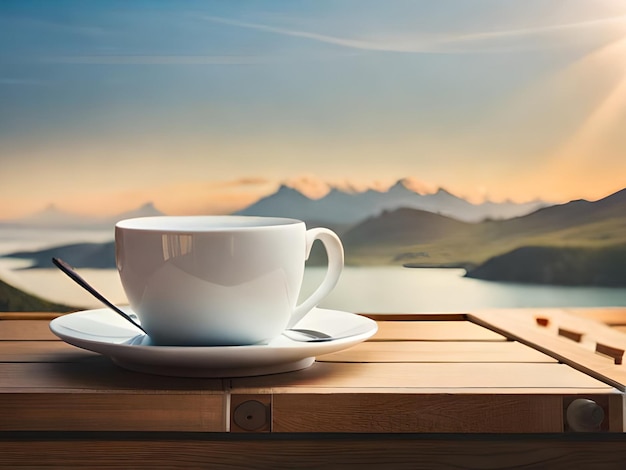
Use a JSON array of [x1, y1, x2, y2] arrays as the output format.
[[287, 227, 344, 328]]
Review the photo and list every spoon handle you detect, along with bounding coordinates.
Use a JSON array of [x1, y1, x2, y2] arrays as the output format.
[[51, 257, 147, 334]]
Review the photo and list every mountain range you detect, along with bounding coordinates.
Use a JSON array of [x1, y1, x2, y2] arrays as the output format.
[[0, 202, 164, 229], [1, 183, 625, 286], [236, 179, 548, 225], [0, 179, 547, 230]]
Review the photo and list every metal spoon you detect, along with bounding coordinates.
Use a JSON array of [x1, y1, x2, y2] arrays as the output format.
[[51, 257, 147, 334], [282, 326, 372, 343], [282, 328, 333, 342], [52, 257, 359, 343]]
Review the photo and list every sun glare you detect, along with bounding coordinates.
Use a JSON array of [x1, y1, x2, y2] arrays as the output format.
[[555, 34, 626, 159], [534, 21, 626, 200]]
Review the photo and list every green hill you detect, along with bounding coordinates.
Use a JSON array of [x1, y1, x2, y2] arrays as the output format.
[[0, 278, 76, 312], [341, 188, 626, 285], [466, 245, 626, 286], [341, 208, 473, 265]]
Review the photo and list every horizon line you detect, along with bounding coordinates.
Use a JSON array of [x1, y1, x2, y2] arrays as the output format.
[[2, 178, 624, 222]]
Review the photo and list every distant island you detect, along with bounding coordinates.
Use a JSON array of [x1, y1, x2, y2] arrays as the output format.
[[465, 245, 626, 287], [5, 242, 115, 269]]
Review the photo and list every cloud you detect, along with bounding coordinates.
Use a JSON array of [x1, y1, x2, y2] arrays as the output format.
[[41, 55, 278, 65], [39, 11, 626, 68], [202, 14, 626, 54], [0, 77, 48, 86], [215, 177, 272, 188], [328, 178, 391, 194], [399, 177, 437, 194], [284, 174, 439, 197], [0, 14, 109, 38], [201, 15, 402, 52], [441, 15, 626, 42], [284, 174, 330, 198]]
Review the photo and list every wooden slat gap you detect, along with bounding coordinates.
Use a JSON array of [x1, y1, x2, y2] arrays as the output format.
[[360, 313, 468, 322]]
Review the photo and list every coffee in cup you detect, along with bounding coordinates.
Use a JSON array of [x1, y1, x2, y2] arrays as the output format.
[[115, 216, 343, 346]]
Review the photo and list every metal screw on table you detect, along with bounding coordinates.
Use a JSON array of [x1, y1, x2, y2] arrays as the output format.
[[566, 398, 605, 432], [233, 400, 269, 431]]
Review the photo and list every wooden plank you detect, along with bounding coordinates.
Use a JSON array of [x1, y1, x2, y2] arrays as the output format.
[[0, 341, 99, 363], [0, 393, 226, 432], [0, 320, 58, 341], [268, 393, 622, 434], [232, 386, 622, 395], [608, 394, 625, 432], [371, 321, 506, 341], [272, 394, 565, 433], [0, 312, 66, 321], [231, 362, 611, 391], [2, 437, 626, 470], [533, 309, 626, 350], [317, 340, 557, 363], [564, 307, 626, 326], [0, 362, 225, 392], [469, 309, 626, 391]]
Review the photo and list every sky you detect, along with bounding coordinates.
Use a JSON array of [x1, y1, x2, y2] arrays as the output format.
[[1, 0, 626, 219]]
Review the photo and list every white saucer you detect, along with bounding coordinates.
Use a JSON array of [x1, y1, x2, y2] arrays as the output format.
[[49, 307, 377, 377]]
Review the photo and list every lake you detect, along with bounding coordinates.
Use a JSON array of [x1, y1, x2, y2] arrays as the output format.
[[1, 228, 626, 313], [3, 263, 626, 314]]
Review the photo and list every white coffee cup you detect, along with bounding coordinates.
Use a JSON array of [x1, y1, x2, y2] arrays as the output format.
[[115, 216, 344, 346]]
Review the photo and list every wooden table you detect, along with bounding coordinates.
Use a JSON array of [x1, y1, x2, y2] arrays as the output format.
[[2, 308, 626, 468]]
